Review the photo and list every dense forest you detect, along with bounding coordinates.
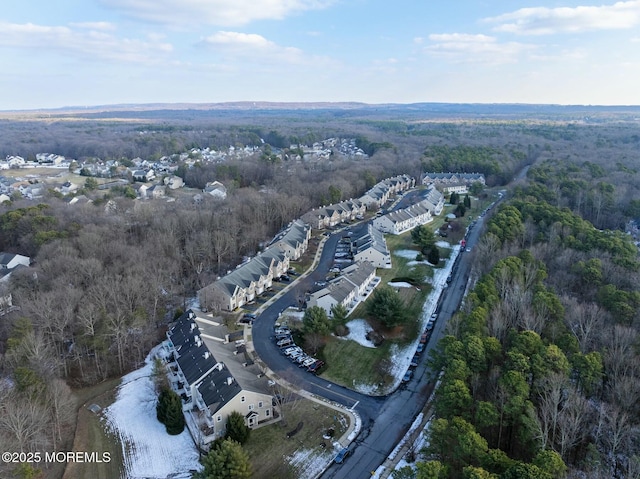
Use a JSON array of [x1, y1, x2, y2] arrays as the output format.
[[415, 157, 640, 478], [1, 107, 640, 478]]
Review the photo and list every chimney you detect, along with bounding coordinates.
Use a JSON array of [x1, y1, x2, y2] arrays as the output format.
[[226, 377, 234, 385], [203, 351, 210, 360]]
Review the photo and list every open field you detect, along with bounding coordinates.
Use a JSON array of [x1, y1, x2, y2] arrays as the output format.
[[244, 397, 349, 479], [319, 225, 452, 391], [63, 379, 124, 479]]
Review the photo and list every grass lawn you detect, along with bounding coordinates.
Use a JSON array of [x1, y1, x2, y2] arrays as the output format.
[[320, 337, 393, 389], [244, 397, 349, 479], [62, 379, 124, 479], [320, 223, 457, 392]]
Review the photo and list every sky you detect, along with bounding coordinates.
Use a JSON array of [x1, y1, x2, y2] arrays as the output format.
[[1, 0, 640, 110]]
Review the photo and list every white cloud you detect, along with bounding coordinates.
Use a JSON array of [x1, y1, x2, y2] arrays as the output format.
[[485, 1, 640, 35], [100, 0, 334, 27], [200, 31, 331, 66], [426, 32, 534, 64], [0, 21, 173, 64], [69, 21, 117, 31]]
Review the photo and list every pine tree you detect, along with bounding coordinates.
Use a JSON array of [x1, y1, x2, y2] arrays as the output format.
[[427, 246, 440, 265], [225, 411, 251, 444], [197, 439, 252, 479], [156, 387, 185, 435]]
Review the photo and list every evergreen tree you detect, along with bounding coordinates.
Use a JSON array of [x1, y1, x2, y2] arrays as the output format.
[[225, 411, 251, 444], [367, 286, 408, 328], [427, 246, 440, 265], [156, 387, 185, 435], [464, 194, 471, 208], [197, 439, 252, 479], [302, 306, 332, 336], [411, 225, 436, 254], [454, 203, 466, 217]]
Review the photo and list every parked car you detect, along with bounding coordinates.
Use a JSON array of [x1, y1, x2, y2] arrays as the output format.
[[295, 354, 309, 365], [416, 343, 425, 354], [307, 360, 324, 373], [302, 357, 317, 368], [281, 275, 291, 282], [334, 447, 352, 464], [402, 370, 413, 382], [410, 355, 420, 368], [426, 320, 435, 331], [243, 313, 257, 319], [277, 338, 293, 348]]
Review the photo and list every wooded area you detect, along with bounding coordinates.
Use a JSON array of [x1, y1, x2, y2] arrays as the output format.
[[1, 107, 639, 478], [416, 155, 640, 478]]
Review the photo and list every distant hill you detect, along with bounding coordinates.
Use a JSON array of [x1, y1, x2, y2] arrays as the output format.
[[2, 101, 640, 123]]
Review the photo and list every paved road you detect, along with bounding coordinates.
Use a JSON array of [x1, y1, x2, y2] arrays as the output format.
[[323, 201, 495, 479], [252, 191, 503, 478]]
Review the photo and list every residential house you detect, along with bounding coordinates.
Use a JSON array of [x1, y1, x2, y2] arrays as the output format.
[[268, 219, 312, 261], [0, 193, 10, 204], [359, 175, 415, 209], [146, 184, 166, 199], [4, 156, 25, 168], [351, 225, 392, 269], [36, 153, 65, 165], [307, 261, 378, 316], [163, 175, 184, 189], [57, 181, 79, 195], [420, 186, 445, 216], [162, 310, 276, 449], [381, 174, 416, 194], [300, 199, 366, 230], [0, 253, 30, 283], [198, 246, 290, 312], [358, 184, 390, 209], [421, 172, 486, 188], [373, 200, 433, 235], [204, 181, 227, 199], [132, 169, 155, 182]]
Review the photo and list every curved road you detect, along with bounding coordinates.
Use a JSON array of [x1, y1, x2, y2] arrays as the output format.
[[252, 191, 501, 478]]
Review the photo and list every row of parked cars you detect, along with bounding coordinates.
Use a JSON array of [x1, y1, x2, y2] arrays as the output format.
[[274, 325, 325, 374], [402, 313, 437, 382]]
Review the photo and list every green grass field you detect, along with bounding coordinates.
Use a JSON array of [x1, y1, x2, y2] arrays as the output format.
[[63, 379, 124, 479], [244, 397, 349, 479]]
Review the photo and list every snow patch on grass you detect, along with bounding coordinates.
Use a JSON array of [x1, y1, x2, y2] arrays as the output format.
[[103, 347, 201, 479], [287, 447, 336, 479], [394, 249, 421, 259], [340, 319, 376, 348]]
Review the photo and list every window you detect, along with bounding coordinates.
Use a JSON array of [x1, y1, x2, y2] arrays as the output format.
[[248, 404, 254, 411], [265, 409, 270, 417], [241, 396, 245, 403], [258, 401, 263, 408], [217, 415, 222, 422]]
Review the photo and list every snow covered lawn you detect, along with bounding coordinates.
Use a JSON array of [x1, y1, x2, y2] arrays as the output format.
[[102, 348, 202, 479], [341, 319, 376, 348]]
